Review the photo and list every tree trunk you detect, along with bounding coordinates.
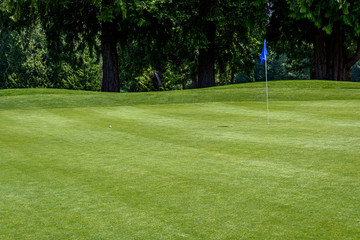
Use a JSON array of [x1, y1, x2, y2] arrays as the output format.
[[313, 28, 327, 80], [326, 25, 347, 81], [101, 21, 120, 92], [197, 22, 216, 88], [312, 26, 360, 81], [198, 49, 215, 88]]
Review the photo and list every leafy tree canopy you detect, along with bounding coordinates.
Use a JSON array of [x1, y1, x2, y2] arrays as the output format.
[[268, 0, 360, 81]]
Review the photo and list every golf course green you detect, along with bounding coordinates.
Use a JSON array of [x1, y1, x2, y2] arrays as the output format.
[[0, 80, 359, 239]]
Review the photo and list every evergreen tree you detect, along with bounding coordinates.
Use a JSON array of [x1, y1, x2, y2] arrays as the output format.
[[1, 0, 126, 91], [268, 0, 360, 81], [176, 0, 269, 88], [0, 24, 100, 90]]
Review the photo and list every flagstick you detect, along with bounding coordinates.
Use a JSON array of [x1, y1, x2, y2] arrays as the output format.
[[260, 39, 269, 125], [265, 58, 269, 125]]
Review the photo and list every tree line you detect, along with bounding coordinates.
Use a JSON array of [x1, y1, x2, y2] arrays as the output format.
[[0, 24, 101, 90], [1, 0, 359, 92]]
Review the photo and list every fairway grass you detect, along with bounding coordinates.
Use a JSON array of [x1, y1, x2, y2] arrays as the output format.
[[0, 81, 359, 239]]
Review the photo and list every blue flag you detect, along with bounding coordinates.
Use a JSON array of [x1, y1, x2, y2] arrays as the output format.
[[260, 40, 267, 64]]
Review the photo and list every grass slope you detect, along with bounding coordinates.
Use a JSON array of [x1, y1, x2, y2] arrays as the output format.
[[0, 81, 359, 239]]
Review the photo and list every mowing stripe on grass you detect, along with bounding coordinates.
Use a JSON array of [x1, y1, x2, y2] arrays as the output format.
[[1, 81, 360, 239]]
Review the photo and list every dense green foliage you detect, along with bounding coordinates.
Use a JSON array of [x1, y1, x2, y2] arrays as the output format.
[[268, 0, 360, 81], [0, 0, 271, 91], [288, 0, 360, 35], [0, 25, 101, 90], [1, 0, 360, 91], [116, 0, 270, 89]]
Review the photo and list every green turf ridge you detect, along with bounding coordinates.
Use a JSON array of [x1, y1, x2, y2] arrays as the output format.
[[1, 80, 360, 110], [0, 80, 359, 239]]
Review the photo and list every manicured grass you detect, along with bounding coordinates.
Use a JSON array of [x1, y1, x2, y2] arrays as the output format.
[[0, 80, 359, 239]]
